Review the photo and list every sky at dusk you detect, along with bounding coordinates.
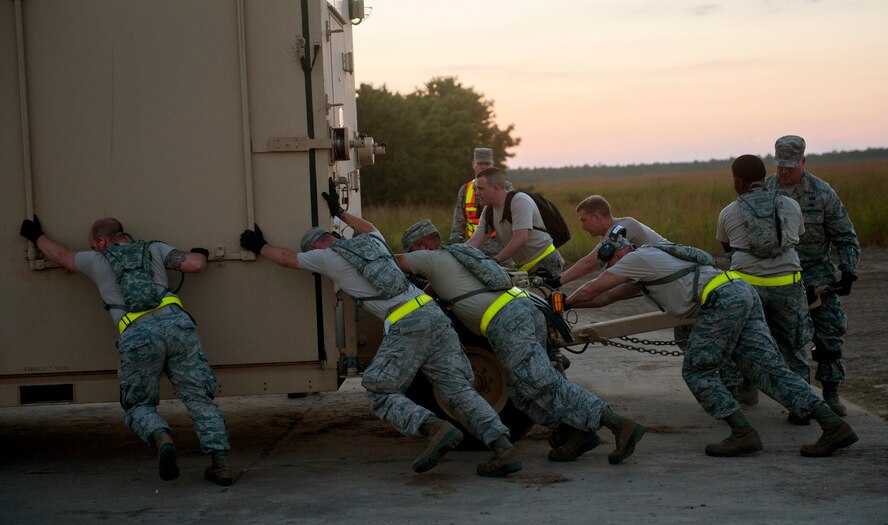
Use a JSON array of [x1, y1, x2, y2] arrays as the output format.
[[351, 0, 888, 168]]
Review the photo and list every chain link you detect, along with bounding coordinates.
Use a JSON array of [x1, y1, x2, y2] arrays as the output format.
[[607, 336, 684, 357]]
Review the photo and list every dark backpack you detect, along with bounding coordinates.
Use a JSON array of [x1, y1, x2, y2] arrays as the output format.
[[485, 191, 571, 248], [735, 190, 789, 258], [102, 239, 164, 312]]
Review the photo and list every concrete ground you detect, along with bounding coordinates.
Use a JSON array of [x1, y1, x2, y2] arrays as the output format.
[[2, 325, 887, 524]]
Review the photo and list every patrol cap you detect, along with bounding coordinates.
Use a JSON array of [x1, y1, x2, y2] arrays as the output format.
[[775, 135, 806, 168], [300, 227, 329, 252], [473, 147, 493, 164], [401, 219, 439, 251]]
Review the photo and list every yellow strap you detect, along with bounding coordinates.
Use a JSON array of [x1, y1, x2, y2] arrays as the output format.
[[384, 294, 433, 332], [480, 287, 530, 336], [118, 295, 183, 334], [517, 244, 555, 272], [700, 271, 743, 305], [731, 271, 801, 287]]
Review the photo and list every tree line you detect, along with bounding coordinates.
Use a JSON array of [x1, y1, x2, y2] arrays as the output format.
[[356, 77, 887, 203]]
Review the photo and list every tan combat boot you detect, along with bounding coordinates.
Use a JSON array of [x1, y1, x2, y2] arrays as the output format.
[[705, 410, 763, 457], [822, 382, 848, 417], [548, 426, 602, 462], [801, 402, 858, 457], [412, 419, 463, 473], [600, 408, 645, 464], [205, 450, 235, 486], [477, 436, 522, 477], [153, 429, 179, 481]]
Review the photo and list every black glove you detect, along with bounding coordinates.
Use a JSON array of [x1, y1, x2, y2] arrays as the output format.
[[20, 215, 44, 243], [835, 271, 857, 296], [190, 247, 210, 258], [806, 285, 818, 305], [543, 276, 562, 289], [240, 224, 268, 255], [321, 177, 345, 218]]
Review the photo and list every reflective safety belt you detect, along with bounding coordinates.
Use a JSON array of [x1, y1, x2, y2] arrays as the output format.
[[517, 244, 555, 272], [118, 295, 183, 334], [731, 271, 801, 287], [700, 271, 742, 305], [384, 294, 433, 334], [480, 287, 531, 336]]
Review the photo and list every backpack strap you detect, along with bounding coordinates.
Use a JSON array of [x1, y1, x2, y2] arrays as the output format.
[[637, 264, 702, 311], [491, 191, 550, 235], [438, 287, 491, 307]]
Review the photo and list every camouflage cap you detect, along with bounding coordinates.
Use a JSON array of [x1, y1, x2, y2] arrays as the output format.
[[401, 219, 439, 251], [775, 135, 806, 168], [473, 147, 493, 164], [300, 227, 329, 252]]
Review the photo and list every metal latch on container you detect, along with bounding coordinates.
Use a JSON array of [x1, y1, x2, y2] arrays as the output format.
[[267, 137, 332, 152]]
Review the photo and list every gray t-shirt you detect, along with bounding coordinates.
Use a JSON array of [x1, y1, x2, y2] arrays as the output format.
[[606, 246, 722, 318], [596, 217, 666, 251], [716, 192, 804, 276], [297, 231, 423, 320], [476, 192, 553, 267], [75, 241, 176, 324], [402, 249, 503, 336]]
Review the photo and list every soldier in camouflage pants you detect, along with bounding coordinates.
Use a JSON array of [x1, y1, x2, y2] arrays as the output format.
[[567, 237, 858, 458], [118, 309, 230, 455], [765, 135, 861, 416], [20, 216, 232, 485], [361, 304, 508, 445], [241, 179, 521, 477], [399, 219, 645, 466]]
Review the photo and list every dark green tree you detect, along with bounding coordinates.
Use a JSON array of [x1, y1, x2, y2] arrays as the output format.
[[356, 77, 520, 205]]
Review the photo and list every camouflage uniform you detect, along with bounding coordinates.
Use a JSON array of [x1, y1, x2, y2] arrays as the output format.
[[298, 229, 510, 446], [361, 303, 509, 444], [75, 241, 230, 454], [765, 171, 860, 383], [400, 238, 608, 433], [716, 184, 813, 383], [607, 247, 825, 420], [118, 307, 230, 453], [528, 249, 565, 279], [486, 297, 608, 429], [683, 280, 823, 419]]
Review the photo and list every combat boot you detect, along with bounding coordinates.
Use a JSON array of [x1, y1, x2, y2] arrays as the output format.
[[547, 426, 602, 462], [204, 450, 234, 486], [600, 408, 645, 465], [412, 419, 463, 473], [152, 429, 179, 481], [801, 402, 858, 457], [705, 410, 763, 457], [477, 436, 522, 477], [822, 382, 848, 417]]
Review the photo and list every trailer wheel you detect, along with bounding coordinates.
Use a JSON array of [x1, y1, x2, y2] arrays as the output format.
[[405, 340, 534, 451]]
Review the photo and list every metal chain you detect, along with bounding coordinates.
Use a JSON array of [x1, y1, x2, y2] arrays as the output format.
[[607, 336, 684, 357]]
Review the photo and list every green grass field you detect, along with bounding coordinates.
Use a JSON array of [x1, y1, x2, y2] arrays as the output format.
[[366, 159, 888, 262]]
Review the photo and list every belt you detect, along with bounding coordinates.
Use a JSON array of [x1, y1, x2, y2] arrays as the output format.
[[700, 271, 743, 305], [480, 287, 531, 336], [118, 295, 183, 334], [517, 244, 555, 272], [384, 294, 432, 334], [731, 271, 801, 287]]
